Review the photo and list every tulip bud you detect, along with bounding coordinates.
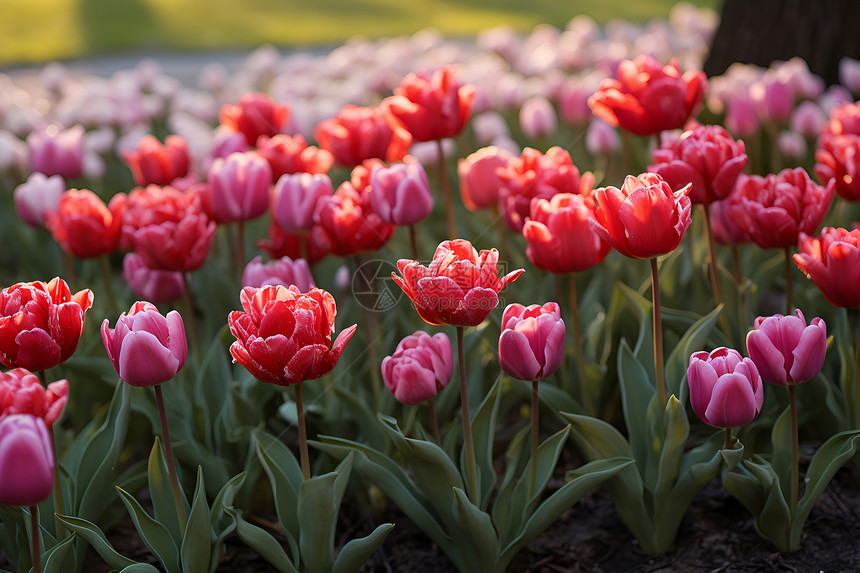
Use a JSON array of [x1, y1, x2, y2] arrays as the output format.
[[457, 146, 513, 211], [271, 172, 333, 233], [369, 156, 434, 226], [242, 255, 315, 292], [204, 151, 272, 223], [0, 414, 55, 506], [382, 331, 453, 405], [498, 302, 565, 382], [13, 172, 65, 228], [122, 253, 185, 304], [746, 310, 826, 386], [27, 124, 85, 179], [519, 95, 558, 140], [687, 347, 763, 428], [585, 119, 620, 155]]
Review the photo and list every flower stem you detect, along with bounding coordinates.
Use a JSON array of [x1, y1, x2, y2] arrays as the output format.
[[296, 382, 311, 481], [181, 272, 201, 368], [731, 245, 747, 338], [98, 255, 119, 317], [457, 326, 479, 503], [784, 246, 793, 316], [353, 255, 382, 405], [650, 258, 666, 408], [701, 204, 731, 338], [788, 384, 799, 519], [408, 224, 419, 260], [569, 274, 591, 414], [529, 379, 539, 499], [154, 384, 187, 532], [436, 139, 457, 239], [30, 505, 40, 573], [724, 427, 732, 450], [49, 431, 66, 540], [427, 399, 441, 445], [236, 221, 246, 273]]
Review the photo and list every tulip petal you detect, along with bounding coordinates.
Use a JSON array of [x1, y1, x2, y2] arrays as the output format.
[[117, 330, 180, 387], [789, 320, 827, 384], [499, 329, 542, 381], [705, 373, 758, 428]]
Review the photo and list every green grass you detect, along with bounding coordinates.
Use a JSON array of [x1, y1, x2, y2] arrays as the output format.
[[1, 0, 718, 66]]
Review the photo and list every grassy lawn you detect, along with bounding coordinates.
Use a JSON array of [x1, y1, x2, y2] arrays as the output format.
[[1, 0, 719, 66]]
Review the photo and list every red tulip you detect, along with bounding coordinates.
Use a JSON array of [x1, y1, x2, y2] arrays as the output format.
[[730, 168, 834, 250], [824, 101, 860, 138], [0, 368, 68, 427], [383, 66, 476, 142], [649, 125, 748, 204], [793, 227, 860, 308], [257, 220, 331, 265], [497, 146, 594, 232], [687, 347, 763, 428], [457, 146, 513, 211], [523, 193, 611, 273], [122, 135, 190, 186], [256, 134, 334, 181], [315, 180, 395, 257], [0, 414, 55, 506], [0, 278, 93, 371], [588, 55, 707, 137], [46, 189, 127, 259], [382, 331, 453, 405], [498, 302, 565, 382], [814, 134, 860, 201], [590, 172, 692, 259], [219, 92, 291, 146], [314, 105, 411, 167], [392, 239, 524, 327], [228, 285, 356, 386]]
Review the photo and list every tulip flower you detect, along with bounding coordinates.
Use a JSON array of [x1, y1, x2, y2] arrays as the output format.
[[815, 135, 860, 201], [585, 120, 620, 155], [257, 219, 331, 264], [45, 189, 127, 259], [256, 133, 334, 181], [382, 331, 453, 405], [242, 255, 315, 292], [13, 172, 65, 228], [0, 278, 93, 372], [588, 55, 707, 137], [746, 310, 826, 387], [270, 172, 333, 234], [0, 368, 68, 427], [314, 104, 411, 167], [219, 92, 291, 146], [101, 301, 188, 388], [27, 124, 85, 179], [457, 146, 513, 211], [708, 197, 749, 246], [498, 146, 594, 232], [383, 66, 476, 142], [687, 347, 763, 429], [315, 180, 395, 257], [203, 151, 272, 224], [122, 253, 185, 304], [498, 302, 565, 383], [122, 134, 190, 186], [369, 156, 434, 226], [649, 125, 748, 205], [0, 414, 54, 507], [824, 101, 860, 137], [523, 193, 610, 274], [519, 95, 558, 140], [793, 227, 860, 308], [590, 172, 692, 260], [392, 239, 524, 327]]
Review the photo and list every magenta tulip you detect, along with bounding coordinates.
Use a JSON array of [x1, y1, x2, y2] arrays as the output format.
[[369, 156, 434, 226], [122, 253, 185, 304], [241, 255, 315, 292], [746, 310, 827, 386], [271, 172, 333, 234], [204, 151, 272, 224], [382, 331, 453, 405], [0, 414, 54, 506], [498, 302, 565, 382], [687, 347, 763, 428]]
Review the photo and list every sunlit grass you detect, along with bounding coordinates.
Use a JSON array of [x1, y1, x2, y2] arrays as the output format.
[[1, 0, 718, 66]]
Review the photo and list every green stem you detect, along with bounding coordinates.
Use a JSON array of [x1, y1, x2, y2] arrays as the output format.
[[353, 255, 381, 406], [788, 384, 799, 519], [457, 326, 478, 503], [437, 139, 457, 239], [30, 505, 40, 573], [785, 246, 793, 316], [98, 255, 119, 316], [724, 427, 732, 450], [49, 431, 66, 540], [529, 379, 539, 498], [569, 274, 590, 413], [154, 384, 187, 532], [236, 221, 246, 273], [427, 399, 441, 445], [181, 272, 201, 368], [296, 382, 311, 481], [650, 258, 666, 408], [731, 245, 747, 339], [408, 225, 419, 260], [701, 204, 731, 338]]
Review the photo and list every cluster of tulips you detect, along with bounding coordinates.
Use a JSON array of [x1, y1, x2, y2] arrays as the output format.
[[3, 4, 860, 572]]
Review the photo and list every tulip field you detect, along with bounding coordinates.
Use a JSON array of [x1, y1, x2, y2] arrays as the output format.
[[3, 2, 860, 571]]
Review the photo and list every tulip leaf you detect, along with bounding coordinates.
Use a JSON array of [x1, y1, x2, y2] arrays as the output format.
[[664, 304, 724, 402], [40, 531, 76, 573], [147, 437, 183, 543], [653, 396, 689, 501], [229, 509, 298, 573], [791, 429, 860, 546], [118, 565, 161, 572], [298, 454, 353, 573], [54, 515, 136, 570], [770, 406, 792, 501], [116, 486, 181, 573], [467, 375, 503, 510], [723, 455, 792, 550], [331, 523, 394, 573], [77, 381, 131, 523], [181, 469, 212, 573], [450, 488, 497, 573], [835, 309, 855, 426], [616, 339, 656, 469], [209, 471, 247, 539], [334, 385, 388, 451], [497, 456, 634, 571], [491, 424, 530, 540], [253, 429, 302, 559]]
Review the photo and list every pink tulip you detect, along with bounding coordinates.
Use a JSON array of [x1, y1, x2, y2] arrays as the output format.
[[687, 347, 763, 428], [0, 368, 68, 427], [27, 124, 85, 179], [519, 95, 558, 140], [101, 302, 188, 387], [839, 57, 860, 94], [457, 146, 513, 211], [204, 151, 272, 223], [790, 101, 825, 139], [746, 310, 826, 386], [0, 414, 54, 506], [498, 302, 565, 382], [270, 172, 333, 234], [122, 253, 185, 304], [241, 255, 315, 292], [369, 156, 434, 226], [585, 120, 620, 155], [13, 172, 65, 228], [381, 331, 453, 405]]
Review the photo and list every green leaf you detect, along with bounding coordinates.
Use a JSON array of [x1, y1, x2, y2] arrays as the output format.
[[467, 375, 502, 510], [653, 396, 689, 502], [210, 472, 247, 537], [116, 486, 181, 573], [770, 406, 792, 501], [450, 488, 497, 573], [664, 304, 723, 401], [147, 437, 183, 543], [723, 455, 792, 550], [55, 515, 136, 570], [40, 531, 75, 573], [331, 523, 394, 573], [118, 565, 161, 572], [616, 340, 656, 473], [490, 424, 531, 543], [181, 469, 212, 573], [254, 429, 302, 560], [334, 385, 388, 451], [229, 509, 298, 573]]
